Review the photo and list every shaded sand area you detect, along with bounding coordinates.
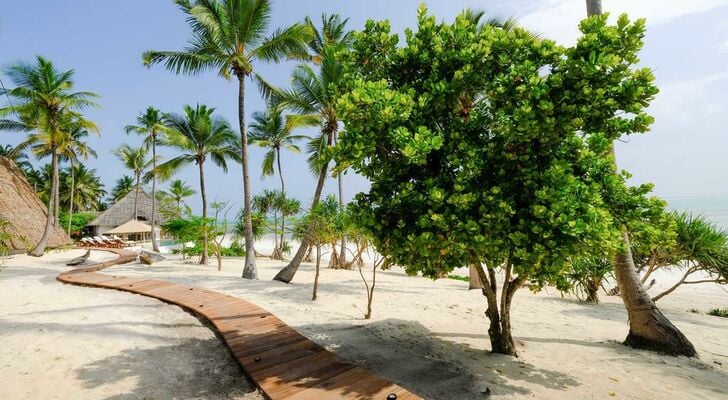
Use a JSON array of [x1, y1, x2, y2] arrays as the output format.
[[0, 250, 262, 400], [2, 249, 728, 399]]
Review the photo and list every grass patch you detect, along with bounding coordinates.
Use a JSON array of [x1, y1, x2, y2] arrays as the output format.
[[707, 308, 728, 318], [447, 274, 469, 282]]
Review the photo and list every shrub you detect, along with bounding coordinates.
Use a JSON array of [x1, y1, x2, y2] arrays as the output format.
[[708, 308, 728, 318]]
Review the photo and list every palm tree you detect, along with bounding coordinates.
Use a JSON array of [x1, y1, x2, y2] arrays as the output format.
[[125, 107, 166, 252], [264, 15, 351, 282], [142, 0, 312, 279], [111, 175, 135, 202], [62, 164, 105, 234], [156, 104, 240, 265], [0, 145, 32, 171], [0, 56, 99, 256], [161, 179, 196, 209], [114, 144, 152, 220], [584, 0, 695, 356]]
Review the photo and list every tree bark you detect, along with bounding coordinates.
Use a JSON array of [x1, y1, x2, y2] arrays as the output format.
[[585, 0, 696, 357], [198, 161, 208, 265], [473, 263, 520, 356], [29, 150, 57, 256], [239, 76, 257, 279], [67, 166, 75, 236], [468, 264, 483, 290], [312, 245, 321, 301], [274, 129, 334, 283], [336, 131, 347, 267], [613, 232, 696, 356], [277, 146, 286, 256], [53, 158, 60, 225], [133, 173, 140, 220], [652, 266, 696, 302], [151, 135, 160, 252]]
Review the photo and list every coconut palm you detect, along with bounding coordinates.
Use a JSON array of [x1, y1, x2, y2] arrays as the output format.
[[125, 107, 166, 251], [156, 104, 240, 265], [111, 175, 135, 203], [583, 0, 695, 356], [264, 15, 352, 282], [249, 108, 307, 194], [0, 145, 32, 171], [0, 56, 99, 256], [161, 179, 196, 209], [61, 164, 105, 212], [114, 144, 152, 220], [143, 0, 313, 279]]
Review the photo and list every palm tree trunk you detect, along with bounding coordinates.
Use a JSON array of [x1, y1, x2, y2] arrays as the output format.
[[337, 135, 347, 267], [29, 150, 57, 256], [238, 76, 257, 279], [585, 0, 696, 357], [53, 161, 60, 225], [277, 147, 286, 255], [274, 158, 330, 283], [151, 137, 160, 252], [67, 166, 75, 236], [198, 161, 209, 265], [133, 173, 140, 220]]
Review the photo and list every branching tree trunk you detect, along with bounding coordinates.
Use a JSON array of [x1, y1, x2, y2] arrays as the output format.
[[468, 264, 483, 290], [358, 256, 382, 319], [473, 261, 523, 356]]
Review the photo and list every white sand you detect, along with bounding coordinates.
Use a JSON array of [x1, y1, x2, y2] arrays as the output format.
[[1, 248, 727, 400], [0, 250, 262, 400]]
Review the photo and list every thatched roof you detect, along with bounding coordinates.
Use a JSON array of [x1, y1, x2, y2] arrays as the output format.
[[0, 156, 72, 251], [88, 189, 164, 227]]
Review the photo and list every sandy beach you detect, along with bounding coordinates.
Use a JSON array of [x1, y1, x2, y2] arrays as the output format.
[[1, 248, 726, 399]]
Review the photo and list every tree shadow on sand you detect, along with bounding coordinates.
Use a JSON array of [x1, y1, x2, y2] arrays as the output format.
[[75, 337, 260, 400]]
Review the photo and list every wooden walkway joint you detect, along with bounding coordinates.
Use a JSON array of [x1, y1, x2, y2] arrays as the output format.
[[57, 248, 422, 400]]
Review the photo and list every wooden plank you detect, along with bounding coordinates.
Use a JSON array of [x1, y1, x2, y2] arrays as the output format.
[[57, 248, 423, 400]]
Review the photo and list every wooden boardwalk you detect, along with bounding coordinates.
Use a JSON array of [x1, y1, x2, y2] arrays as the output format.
[[57, 248, 422, 400]]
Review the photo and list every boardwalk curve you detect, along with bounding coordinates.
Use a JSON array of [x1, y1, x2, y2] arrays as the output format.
[[57, 248, 422, 400]]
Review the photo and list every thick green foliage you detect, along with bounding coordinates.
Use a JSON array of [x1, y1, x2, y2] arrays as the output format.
[[335, 7, 661, 285], [59, 212, 96, 238]]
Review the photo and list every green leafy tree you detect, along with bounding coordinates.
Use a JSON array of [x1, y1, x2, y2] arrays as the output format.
[[0, 56, 99, 256], [156, 104, 240, 265], [59, 212, 97, 239], [114, 144, 152, 220], [61, 164, 106, 235], [143, 0, 313, 279], [158, 179, 196, 218], [334, 7, 692, 356], [125, 107, 167, 252]]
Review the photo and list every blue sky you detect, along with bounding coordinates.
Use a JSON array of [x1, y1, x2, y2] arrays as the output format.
[[2, 0, 727, 214]]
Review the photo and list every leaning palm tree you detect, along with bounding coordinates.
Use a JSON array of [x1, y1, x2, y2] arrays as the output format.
[[125, 107, 166, 251], [111, 175, 135, 203], [263, 26, 350, 282], [584, 0, 695, 357], [156, 104, 240, 265], [114, 144, 152, 220], [143, 0, 312, 279], [161, 179, 196, 210], [0, 56, 99, 256]]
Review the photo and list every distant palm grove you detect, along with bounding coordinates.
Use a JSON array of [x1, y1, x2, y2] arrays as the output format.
[[2, 0, 727, 361]]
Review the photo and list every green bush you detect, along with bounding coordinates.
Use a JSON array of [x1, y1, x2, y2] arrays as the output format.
[[707, 308, 728, 318]]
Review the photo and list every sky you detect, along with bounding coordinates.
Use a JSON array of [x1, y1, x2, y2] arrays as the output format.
[[1, 0, 727, 215]]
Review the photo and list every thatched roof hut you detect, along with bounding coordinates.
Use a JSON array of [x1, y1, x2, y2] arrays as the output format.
[[0, 156, 72, 252], [88, 190, 165, 235]]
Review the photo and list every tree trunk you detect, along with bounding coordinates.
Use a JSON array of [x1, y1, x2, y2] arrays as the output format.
[[30, 150, 58, 256], [468, 264, 483, 290], [67, 166, 75, 236], [584, 0, 696, 357], [53, 159, 60, 225], [473, 263, 520, 356], [613, 232, 696, 356], [133, 173, 140, 220], [312, 245, 321, 301], [217, 252, 222, 271], [273, 130, 334, 283], [304, 245, 313, 262], [585, 277, 600, 304], [151, 136, 160, 252], [336, 131, 347, 267], [651, 266, 695, 302], [277, 147, 286, 256], [198, 161, 208, 265], [238, 76, 257, 279]]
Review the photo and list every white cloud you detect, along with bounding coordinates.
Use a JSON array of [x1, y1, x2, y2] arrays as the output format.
[[721, 39, 728, 52], [519, 0, 727, 45], [651, 72, 728, 124]]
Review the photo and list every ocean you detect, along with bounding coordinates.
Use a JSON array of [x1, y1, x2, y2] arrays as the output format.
[[665, 195, 728, 230]]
